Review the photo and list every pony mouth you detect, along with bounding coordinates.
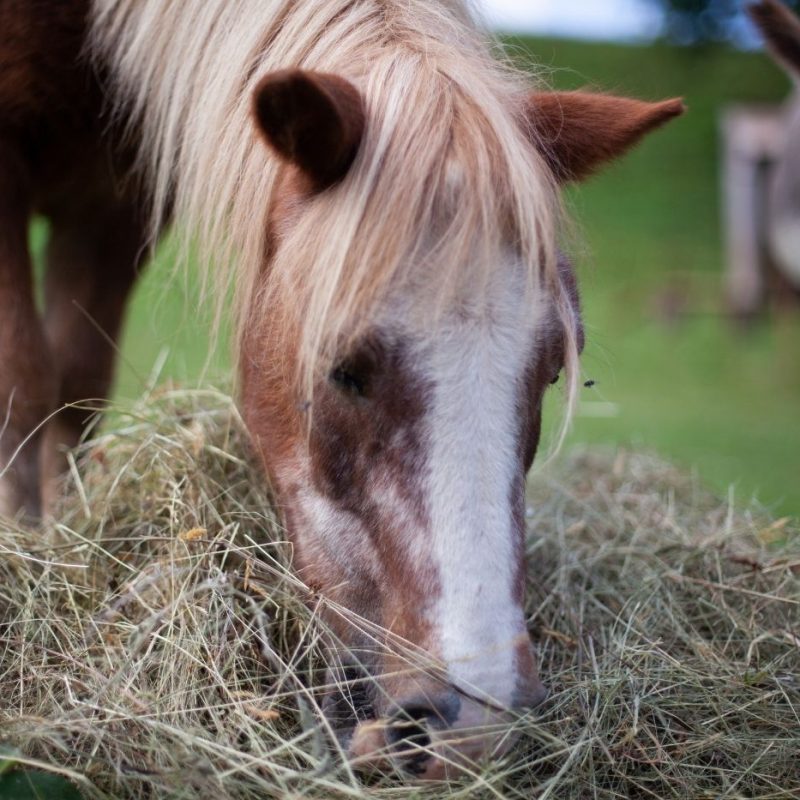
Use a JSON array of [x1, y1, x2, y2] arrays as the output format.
[[345, 711, 518, 780], [322, 678, 443, 776], [321, 662, 525, 778], [323, 683, 519, 779]]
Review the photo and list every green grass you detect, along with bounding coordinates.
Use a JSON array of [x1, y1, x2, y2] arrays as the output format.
[[106, 38, 799, 515], [519, 37, 800, 517]]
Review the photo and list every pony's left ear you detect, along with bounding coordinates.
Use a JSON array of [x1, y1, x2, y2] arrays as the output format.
[[525, 91, 685, 183], [253, 69, 365, 190]]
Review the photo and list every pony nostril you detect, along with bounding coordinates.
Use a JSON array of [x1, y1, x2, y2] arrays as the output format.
[[387, 705, 434, 750], [384, 693, 461, 773], [386, 705, 436, 775]]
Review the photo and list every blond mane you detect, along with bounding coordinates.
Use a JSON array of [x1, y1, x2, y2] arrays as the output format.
[[90, 0, 579, 421]]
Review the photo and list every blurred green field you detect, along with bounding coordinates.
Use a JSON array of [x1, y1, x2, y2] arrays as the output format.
[[109, 38, 799, 515], [514, 37, 800, 517]]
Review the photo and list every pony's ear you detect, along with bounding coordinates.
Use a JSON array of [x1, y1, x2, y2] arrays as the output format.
[[253, 69, 365, 190], [748, 0, 800, 78], [526, 92, 685, 183]]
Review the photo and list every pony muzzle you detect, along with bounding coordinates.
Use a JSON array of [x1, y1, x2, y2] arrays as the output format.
[[347, 689, 537, 780]]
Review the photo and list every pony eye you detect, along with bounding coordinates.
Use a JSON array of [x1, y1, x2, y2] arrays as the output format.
[[330, 364, 366, 397]]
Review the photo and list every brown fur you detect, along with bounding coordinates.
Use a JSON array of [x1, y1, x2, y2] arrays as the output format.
[[240, 326, 441, 693], [0, 139, 57, 517], [0, 1, 90, 130], [0, 0, 146, 517], [253, 70, 366, 191], [749, 0, 800, 77], [527, 92, 685, 182]]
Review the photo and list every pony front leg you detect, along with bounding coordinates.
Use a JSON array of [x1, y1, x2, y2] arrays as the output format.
[[0, 143, 57, 521], [40, 191, 146, 515]]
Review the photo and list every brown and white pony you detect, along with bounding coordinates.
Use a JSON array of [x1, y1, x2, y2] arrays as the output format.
[[750, 0, 800, 286], [0, 0, 682, 777]]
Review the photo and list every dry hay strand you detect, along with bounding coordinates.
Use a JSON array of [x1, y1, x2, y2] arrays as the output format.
[[1, 389, 798, 799]]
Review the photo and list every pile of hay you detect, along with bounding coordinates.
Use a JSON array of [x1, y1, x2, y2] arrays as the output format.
[[1, 390, 798, 799]]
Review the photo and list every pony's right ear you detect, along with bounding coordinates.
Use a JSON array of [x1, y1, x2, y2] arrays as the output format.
[[252, 69, 365, 191], [525, 91, 685, 183]]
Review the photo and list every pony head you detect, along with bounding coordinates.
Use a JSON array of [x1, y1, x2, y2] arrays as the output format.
[[88, 0, 682, 778], [239, 68, 682, 776]]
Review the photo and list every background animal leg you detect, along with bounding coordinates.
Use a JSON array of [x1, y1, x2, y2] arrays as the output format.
[[0, 144, 57, 520], [41, 198, 146, 513]]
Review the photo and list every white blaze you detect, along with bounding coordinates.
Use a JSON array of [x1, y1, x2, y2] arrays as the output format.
[[293, 250, 547, 714], [408, 258, 544, 709]]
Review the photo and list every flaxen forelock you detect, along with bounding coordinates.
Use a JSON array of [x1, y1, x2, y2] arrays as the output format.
[[90, 0, 578, 431]]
